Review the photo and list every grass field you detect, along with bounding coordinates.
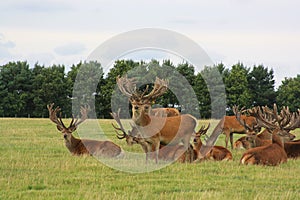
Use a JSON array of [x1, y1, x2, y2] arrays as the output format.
[[1, 118, 300, 200]]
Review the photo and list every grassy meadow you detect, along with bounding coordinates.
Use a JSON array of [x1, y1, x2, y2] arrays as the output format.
[[1, 118, 300, 200]]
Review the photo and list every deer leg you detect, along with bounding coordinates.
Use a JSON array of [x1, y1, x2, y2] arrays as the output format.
[[224, 130, 229, 149], [230, 133, 234, 149], [152, 138, 160, 164]]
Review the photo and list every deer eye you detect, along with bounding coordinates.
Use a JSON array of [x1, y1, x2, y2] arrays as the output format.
[[134, 106, 139, 110], [144, 106, 149, 110]]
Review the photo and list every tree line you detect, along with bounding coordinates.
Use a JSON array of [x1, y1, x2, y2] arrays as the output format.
[[0, 60, 299, 119]]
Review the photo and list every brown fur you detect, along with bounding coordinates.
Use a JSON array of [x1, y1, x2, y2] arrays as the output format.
[[233, 136, 250, 149], [151, 108, 180, 117], [193, 129, 232, 161], [283, 141, 300, 158], [134, 112, 197, 163], [48, 103, 123, 158], [64, 134, 123, 157], [240, 130, 288, 166], [58, 127, 124, 158], [216, 115, 259, 149], [234, 129, 295, 150]]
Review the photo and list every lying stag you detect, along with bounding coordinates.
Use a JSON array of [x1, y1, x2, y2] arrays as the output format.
[[236, 105, 290, 166], [48, 103, 123, 158], [194, 124, 233, 161]]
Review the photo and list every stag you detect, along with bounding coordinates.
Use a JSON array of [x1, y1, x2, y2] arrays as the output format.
[[194, 124, 233, 161], [48, 103, 123, 158], [236, 105, 290, 166]]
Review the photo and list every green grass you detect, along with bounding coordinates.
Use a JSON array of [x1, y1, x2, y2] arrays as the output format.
[[1, 118, 300, 200]]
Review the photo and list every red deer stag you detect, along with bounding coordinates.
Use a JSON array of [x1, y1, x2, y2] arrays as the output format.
[[237, 105, 290, 166], [48, 103, 123, 158], [194, 124, 233, 161], [116, 76, 219, 163], [213, 106, 261, 149]]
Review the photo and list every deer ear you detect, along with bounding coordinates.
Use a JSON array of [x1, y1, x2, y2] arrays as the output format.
[[56, 125, 63, 131]]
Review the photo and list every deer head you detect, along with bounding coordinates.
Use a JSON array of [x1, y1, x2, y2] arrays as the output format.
[[193, 123, 210, 146], [116, 75, 168, 125], [110, 109, 139, 145], [47, 103, 89, 142]]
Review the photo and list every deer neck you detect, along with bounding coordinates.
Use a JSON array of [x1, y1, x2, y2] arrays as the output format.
[[271, 130, 284, 148], [134, 111, 151, 127], [194, 138, 203, 151], [65, 133, 82, 151]]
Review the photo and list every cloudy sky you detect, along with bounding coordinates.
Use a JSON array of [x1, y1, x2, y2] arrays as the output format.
[[0, 0, 299, 88]]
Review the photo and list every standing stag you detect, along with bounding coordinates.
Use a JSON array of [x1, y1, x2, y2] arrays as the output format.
[[236, 105, 292, 166], [48, 103, 123, 158], [116, 76, 216, 163]]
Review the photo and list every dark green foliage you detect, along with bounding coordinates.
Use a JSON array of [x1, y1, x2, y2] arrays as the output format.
[[0, 61, 33, 117], [247, 65, 276, 107], [276, 75, 300, 111], [224, 63, 252, 114]]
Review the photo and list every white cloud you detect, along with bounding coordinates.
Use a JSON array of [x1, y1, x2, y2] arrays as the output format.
[[54, 43, 86, 56], [0, 33, 17, 62]]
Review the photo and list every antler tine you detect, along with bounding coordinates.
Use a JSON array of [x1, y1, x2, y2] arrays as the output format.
[[116, 75, 138, 99], [283, 109, 300, 131], [233, 105, 252, 131], [70, 105, 89, 128], [47, 103, 66, 129], [196, 123, 210, 137], [278, 106, 291, 128], [110, 109, 128, 139], [248, 106, 278, 130], [142, 77, 169, 101]]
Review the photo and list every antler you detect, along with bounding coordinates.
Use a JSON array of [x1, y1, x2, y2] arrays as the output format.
[[69, 105, 89, 129], [247, 104, 300, 133], [116, 75, 138, 99], [141, 77, 169, 102], [232, 105, 251, 129], [281, 107, 300, 131], [195, 123, 210, 137], [47, 103, 66, 129], [110, 109, 128, 139], [116, 75, 168, 103]]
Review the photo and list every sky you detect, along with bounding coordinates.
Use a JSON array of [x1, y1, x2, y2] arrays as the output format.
[[0, 0, 299, 88]]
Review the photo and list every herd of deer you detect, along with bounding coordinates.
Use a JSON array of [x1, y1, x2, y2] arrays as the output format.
[[47, 76, 300, 166]]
